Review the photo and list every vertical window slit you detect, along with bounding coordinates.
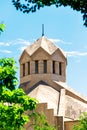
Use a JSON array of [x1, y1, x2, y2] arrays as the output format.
[[53, 61, 55, 74], [23, 63, 25, 76], [28, 62, 30, 75], [43, 60, 47, 73], [59, 62, 62, 75], [35, 60, 38, 74]]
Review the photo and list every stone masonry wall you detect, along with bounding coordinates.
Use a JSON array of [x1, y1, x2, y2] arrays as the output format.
[[64, 120, 78, 130], [65, 95, 87, 120], [25, 103, 60, 130]]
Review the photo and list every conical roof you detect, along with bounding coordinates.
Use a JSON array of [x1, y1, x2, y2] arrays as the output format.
[[25, 36, 57, 55], [19, 36, 67, 61], [24, 36, 66, 57]]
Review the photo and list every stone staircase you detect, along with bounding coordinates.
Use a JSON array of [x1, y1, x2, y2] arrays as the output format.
[[25, 102, 63, 130]]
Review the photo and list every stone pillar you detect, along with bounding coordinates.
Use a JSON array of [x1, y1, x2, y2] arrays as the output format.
[[30, 61, 35, 74], [58, 116, 64, 130], [55, 61, 58, 74], [39, 60, 43, 74], [58, 62, 59, 75], [58, 89, 65, 116], [62, 63, 66, 80], [57, 89, 65, 130], [20, 64, 23, 77], [25, 62, 28, 76], [47, 60, 52, 74]]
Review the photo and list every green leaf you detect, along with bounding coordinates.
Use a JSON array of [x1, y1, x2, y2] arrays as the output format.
[[0, 23, 6, 32]]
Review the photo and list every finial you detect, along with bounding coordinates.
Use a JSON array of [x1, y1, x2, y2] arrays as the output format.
[[42, 24, 44, 36]]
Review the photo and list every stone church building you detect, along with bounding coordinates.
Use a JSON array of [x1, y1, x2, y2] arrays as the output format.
[[19, 36, 87, 130]]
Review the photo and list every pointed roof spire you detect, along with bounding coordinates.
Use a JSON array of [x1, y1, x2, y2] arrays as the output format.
[[42, 24, 44, 36]]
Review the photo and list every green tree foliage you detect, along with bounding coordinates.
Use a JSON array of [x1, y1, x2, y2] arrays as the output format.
[[0, 58, 56, 130], [0, 88, 38, 130], [73, 112, 87, 130], [0, 58, 38, 130], [12, 0, 87, 26], [29, 112, 56, 130], [0, 58, 18, 90], [0, 23, 6, 33]]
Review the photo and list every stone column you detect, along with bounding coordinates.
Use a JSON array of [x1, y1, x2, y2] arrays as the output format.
[[20, 64, 23, 77], [62, 63, 66, 81], [58, 116, 64, 130], [30, 61, 35, 74], [25, 62, 28, 76], [58, 89, 65, 116], [39, 60, 43, 74], [47, 60, 52, 74], [55, 61, 58, 74]]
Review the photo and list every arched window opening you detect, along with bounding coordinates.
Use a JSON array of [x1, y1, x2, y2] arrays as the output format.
[[53, 61, 55, 74], [59, 62, 62, 75], [35, 60, 38, 74], [23, 63, 25, 76], [27, 62, 30, 75], [43, 60, 47, 73]]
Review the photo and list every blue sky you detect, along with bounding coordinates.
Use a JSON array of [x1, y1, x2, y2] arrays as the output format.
[[0, 0, 87, 96]]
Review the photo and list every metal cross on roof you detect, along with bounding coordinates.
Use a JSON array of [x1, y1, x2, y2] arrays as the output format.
[[42, 24, 44, 36]]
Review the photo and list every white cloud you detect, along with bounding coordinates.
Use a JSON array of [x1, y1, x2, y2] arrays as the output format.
[[0, 42, 10, 46], [0, 39, 31, 47], [49, 38, 72, 45], [0, 39, 31, 55], [0, 50, 12, 53], [66, 51, 87, 57], [18, 46, 27, 51], [49, 38, 61, 43], [11, 39, 31, 46], [60, 40, 72, 45]]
